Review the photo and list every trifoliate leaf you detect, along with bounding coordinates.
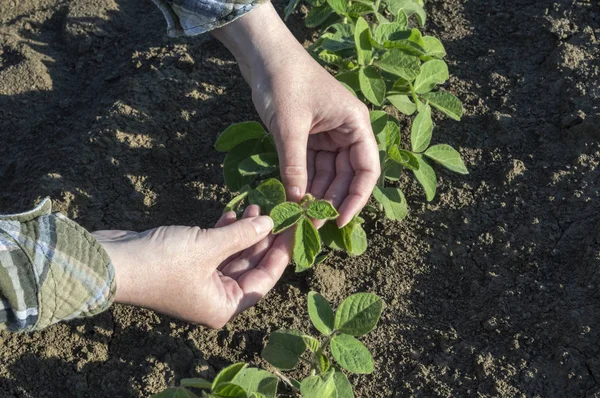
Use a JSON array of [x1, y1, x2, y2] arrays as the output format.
[[330, 334, 374, 374], [333, 371, 355, 398], [300, 372, 336, 398], [212, 363, 248, 391], [414, 60, 449, 94], [238, 153, 279, 176], [412, 154, 437, 201], [215, 122, 265, 152], [385, 120, 401, 151], [308, 291, 335, 335], [248, 179, 286, 214], [370, 111, 389, 146], [424, 144, 469, 174], [421, 91, 463, 121], [294, 218, 322, 272], [411, 104, 433, 152], [212, 383, 247, 398], [372, 186, 408, 221], [358, 66, 386, 106], [422, 36, 446, 59], [223, 140, 259, 192], [261, 329, 306, 370], [270, 202, 304, 234], [326, 0, 347, 15], [305, 4, 334, 27], [354, 17, 372, 66], [232, 368, 278, 398], [336, 71, 361, 93], [224, 185, 251, 213], [180, 378, 212, 390], [388, 147, 419, 170], [387, 94, 417, 115], [334, 293, 384, 336], [307, 200, 339, 220], [302, 335, 321, 352], [374, 49, 420, 81]]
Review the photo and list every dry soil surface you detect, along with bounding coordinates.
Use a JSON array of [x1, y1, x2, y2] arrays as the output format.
[[1, 0, 600, 397]]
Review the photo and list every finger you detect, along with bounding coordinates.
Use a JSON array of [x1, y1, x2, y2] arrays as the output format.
[[243, 204, 261, 218], [208, 216, 274, 262], [217, 207, 260, 270], [234, 231, 293, 314], [272, 122, 309, 202], [337, 138, 381, 227], [306, 149, 316, 194], [215, 211, 237, 228], [323, 149, 354, 210], [220, 234, 276, 279], [308, 151, 337, 199]]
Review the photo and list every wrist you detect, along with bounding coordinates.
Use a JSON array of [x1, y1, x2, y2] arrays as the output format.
[[212, 2, 306, 86]]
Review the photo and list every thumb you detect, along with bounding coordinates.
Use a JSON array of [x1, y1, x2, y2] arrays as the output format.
[[208, 216, 274, 258], [273, 124, 309, 202]]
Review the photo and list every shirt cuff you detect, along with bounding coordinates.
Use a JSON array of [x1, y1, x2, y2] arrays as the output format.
[[152, 0, 268, 37], [0, 198, 116, 332]]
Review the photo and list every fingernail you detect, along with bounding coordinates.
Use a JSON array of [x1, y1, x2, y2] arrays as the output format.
[[251, 216, 274, 234], [288, 186, 301, 200]]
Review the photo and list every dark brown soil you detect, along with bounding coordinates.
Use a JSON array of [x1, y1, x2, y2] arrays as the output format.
[[1, 0, 600, 397]]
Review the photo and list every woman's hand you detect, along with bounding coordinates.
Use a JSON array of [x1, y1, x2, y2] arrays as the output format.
[[93, 206, 290, 328], [213, 3, 380, 227]]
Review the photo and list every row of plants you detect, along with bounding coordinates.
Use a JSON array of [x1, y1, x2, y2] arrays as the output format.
[[154, 292, 383, 397], [154, 0, 467, 396]]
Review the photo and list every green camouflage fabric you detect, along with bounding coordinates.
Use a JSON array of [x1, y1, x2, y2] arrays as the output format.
[[152, 0, 267, 37], [0, 198, 116, 333]]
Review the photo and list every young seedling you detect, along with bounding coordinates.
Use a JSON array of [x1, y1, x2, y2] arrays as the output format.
[[152, 362, 279, 398], [261, 291, 384, 397]]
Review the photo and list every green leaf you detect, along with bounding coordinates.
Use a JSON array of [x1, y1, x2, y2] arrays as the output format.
[[321, 37, 355, 52], [347, 2, 374, 17], [411, 104, 433, 152], [373, 22, 407, 45], [300, 372, 336, 398], [374, 49, 420, 81], [261, 329, 306, 370], [370, 111, 389, 145], [387, 94, 416, 115], [248, 179, 286, 214], [384, 0, 426, 26], [424, 144, 468, 174], [224, 185, 251, 213], [294, 218, 322, 272], [385, 120, 400, 150], [336, 71, 361, 93], [330, 334, 374, 374], [414, 60, 449, 94], [250, 394, 266, 398], [412, 154, 436, 201], [212, 363, 248, 391], [232, 368, 278, 398], [270, 202, 304, 234], [422, 36, 446, 59], [238, 153, 279, 176], [212, 383, 248, 398], [334, 293, 384, 336], [347, 219, 368, 256], [180, 378, 212, 390], [358, 66, 386, 106], [354, 17, 372, 66], [319, 220, 346, 251], [223, 140, 259, 191], [395, 9, 408, 29], [326, 0, 347, 15], [388, 147, 419, 171], [284, 0, 301, 20], [307, 200, 339, 220], [302, 335, 321, 352], [152, 388, 199, 398], [215, 122, 266, 152], [318, 353, 331, 373], [421, 91, 463, 121], [372, 186, 408, 221], [333, 371, 355, 398], [308, 291, 335, 335], [306, 5, 335, 27]]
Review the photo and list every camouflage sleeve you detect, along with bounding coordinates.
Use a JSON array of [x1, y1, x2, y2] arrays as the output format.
[[151, 0, 268, 37], [0, 198, 116, 333]]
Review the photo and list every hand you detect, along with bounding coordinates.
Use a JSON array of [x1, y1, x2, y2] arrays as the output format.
[[93, 206, 291, 328], [213, 3, 380, 227]]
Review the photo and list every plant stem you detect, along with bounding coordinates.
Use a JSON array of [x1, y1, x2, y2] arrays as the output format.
[[409, 82, 420, 112], [273, 369, 299, 392], [374, 0, 381, 13]]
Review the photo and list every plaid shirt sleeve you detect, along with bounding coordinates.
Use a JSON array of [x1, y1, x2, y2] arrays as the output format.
[[151, 0, 268, 37], [0, 198, 116, 333]]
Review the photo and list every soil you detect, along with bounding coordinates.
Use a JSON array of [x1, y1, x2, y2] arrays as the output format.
[[1, 0, 600, 397]]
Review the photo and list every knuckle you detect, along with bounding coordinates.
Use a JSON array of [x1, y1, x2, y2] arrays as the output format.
[[281, 165, 305, 178]]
